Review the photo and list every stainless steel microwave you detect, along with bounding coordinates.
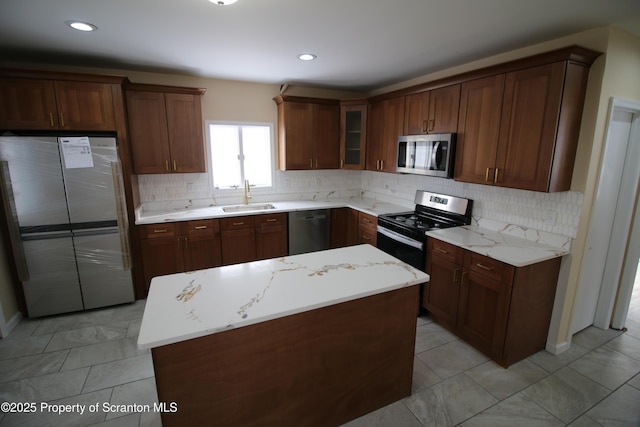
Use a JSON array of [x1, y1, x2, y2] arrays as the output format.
[[396, 133, 456, 178]]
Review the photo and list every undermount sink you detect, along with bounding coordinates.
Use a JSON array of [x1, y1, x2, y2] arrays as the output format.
[[222, 203, 276, 213]]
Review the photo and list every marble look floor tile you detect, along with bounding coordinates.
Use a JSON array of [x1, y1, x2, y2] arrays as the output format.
[[569, 346, 640, 390], [2, 318, 41, 340], [110, 301, 146, 323], [0, 388, 112, 427], [342, 400, 422, 427], [522, 367, 610, 423], [466, 359, 548, 400], [414, 322, 458, 354], [416, 340, 488, 379], [628, 372, 640, 389], [61, 338, 148, 371], [605, 332, 640, 362], [586, 384, 640, 425], [404, 373, 498, 426], [83, 354, 154, 393], [32, 310, 115, 336], [126, 319, 142, 339], [105, 377, 158, 421], [139, 410, 162, 427], [459, 392, 563, 427], [89, 413, 141, 427], [567, 414, 606, 426], [571, 326, 622, 351], [411, 356, 441, 393], [0, 334, 52, 360], [0, 368, 89, 402], [0, 350, 68, 383], [45, 324, 129, 352], [527, 343, 590, 373]]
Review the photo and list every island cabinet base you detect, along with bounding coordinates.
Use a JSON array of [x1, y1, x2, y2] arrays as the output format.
[[151, 285, 420, 426]]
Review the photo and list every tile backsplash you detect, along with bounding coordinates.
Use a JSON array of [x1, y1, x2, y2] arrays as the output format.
[[138, 170, 583, 239]]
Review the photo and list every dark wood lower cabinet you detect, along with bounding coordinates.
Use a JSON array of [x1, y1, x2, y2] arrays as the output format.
[[330, 207, 358, 248], [139, 220, 222, 293], [220, 213, 287, 265], [424, 237, 561, 367]]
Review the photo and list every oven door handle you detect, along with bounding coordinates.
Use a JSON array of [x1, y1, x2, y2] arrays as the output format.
[[377, 226, 424, 250]]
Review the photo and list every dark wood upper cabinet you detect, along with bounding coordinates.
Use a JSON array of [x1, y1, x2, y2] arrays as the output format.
[[366, 97, 404, 172], [339, 100, 368, 170], [274, 95, 340, 170], [404, 84, 460, 135], [0, 77, 117, 131], [126, 84, 206, 174], [455, 59, 594, 192], [455, 74, 505, 184]]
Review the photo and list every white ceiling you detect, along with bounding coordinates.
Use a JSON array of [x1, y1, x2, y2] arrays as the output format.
[[1, 0, 640, 91]]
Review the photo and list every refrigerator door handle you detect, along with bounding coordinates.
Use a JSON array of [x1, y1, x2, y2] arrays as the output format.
[[0, 161, 29, 282], [111, 161, 132, 271], [72, 227, 120, 238]]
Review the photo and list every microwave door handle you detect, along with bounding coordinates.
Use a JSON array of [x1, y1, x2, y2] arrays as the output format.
[[431, 141, 440, 170], [408, 141, 415, 168]]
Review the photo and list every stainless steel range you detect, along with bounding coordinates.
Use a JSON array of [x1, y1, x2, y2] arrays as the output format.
[[377, 191, 473, 271]]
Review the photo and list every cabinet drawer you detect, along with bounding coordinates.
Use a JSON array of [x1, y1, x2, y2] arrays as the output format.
[[182, 219, 219, 235], [255, 213, 287, 227], [220, 216, 255, 231], [139, 223, 179, 239], [428, 238, 463, 264], [465, 252, 514, 285], [358, 212, 377, 232]]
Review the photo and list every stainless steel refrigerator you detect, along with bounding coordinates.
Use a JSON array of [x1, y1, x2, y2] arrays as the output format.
[[0, 135, 134, 317]]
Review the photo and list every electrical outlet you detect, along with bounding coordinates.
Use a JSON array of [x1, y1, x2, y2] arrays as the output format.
[[187, 183, 194, 193]]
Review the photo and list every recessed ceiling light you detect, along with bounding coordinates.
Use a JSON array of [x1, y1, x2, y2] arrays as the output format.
[[297, 53, 316, 61], [210, 0, 238, 5], [66, 21, 98, 32]]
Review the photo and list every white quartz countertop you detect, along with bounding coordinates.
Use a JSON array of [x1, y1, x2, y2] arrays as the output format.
[[137, 244, 429, 350], [135, 197, 410, 224], [425, 225, 570, 267]]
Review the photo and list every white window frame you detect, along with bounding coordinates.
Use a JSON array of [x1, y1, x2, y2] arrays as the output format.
[[205, 120, 275, 193]]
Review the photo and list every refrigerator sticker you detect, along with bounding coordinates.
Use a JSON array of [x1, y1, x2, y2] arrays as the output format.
[[59, 137, 94, 168]]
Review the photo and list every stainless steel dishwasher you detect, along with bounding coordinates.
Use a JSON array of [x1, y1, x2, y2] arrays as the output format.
[[288, 209, 330, 255]]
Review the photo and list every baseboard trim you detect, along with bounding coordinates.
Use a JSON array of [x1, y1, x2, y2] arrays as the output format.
[[0, 311, 23, 338], [546, 340, 571, 355]]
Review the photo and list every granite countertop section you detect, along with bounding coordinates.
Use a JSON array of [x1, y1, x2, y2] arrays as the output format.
[[137, 244, 428, 350], [425, 222, 571, 267], [135, 197, 410, 225]]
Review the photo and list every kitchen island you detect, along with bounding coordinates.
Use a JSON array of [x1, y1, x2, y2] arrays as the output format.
[[138, 244, 429, 426]]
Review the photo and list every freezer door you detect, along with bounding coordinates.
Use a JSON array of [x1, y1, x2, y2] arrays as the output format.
[[74, 228, 134, 309], [0, 136, 69, 227], [21, 232, 84, 317], [61, 137, 119, 223]]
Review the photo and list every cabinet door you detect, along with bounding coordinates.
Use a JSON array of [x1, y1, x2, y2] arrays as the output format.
[[140, 237, 184, 292], [54, 81, 116, 131], [330, 208, 358, 248], [495, 62, 566, 191], [340, 104, 367, 170], [0, 78, 59, 130], [183, 234, 222, 272], [403, 92, 430, 134], [126, 91, 171, 174], [280, 101, 314, 170], [165, 93, 205, 173], [382, 97, 404, 173], [256, 224, 288, 259], [457, 270, 511, 360], [221, 228, 256, 265], [454, 75, 505, 184], [314, 103, 340, 169], [357, 212, 377, 246], [424, 255, 461, 331], [365, 101, 385, 171], [428, 85, 460, 133]]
